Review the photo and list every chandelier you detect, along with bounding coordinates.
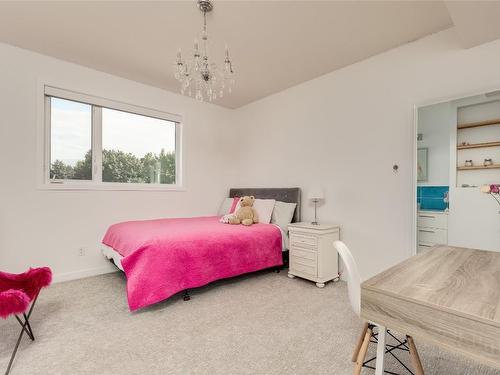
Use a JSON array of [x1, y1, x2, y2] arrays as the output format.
[[174, 0, 235, 102]]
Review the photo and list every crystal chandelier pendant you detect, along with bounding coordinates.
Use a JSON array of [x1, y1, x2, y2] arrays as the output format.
[[174, 0, 235, 102]]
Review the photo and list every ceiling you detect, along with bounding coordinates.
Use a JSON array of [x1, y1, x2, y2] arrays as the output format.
[[0, 1, 497, 108]]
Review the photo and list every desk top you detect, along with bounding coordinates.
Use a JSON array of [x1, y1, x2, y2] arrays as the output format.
[[362, 245, 500, 328]]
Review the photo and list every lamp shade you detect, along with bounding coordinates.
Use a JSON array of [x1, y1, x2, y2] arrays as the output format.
[[308, 187, 324, 201]]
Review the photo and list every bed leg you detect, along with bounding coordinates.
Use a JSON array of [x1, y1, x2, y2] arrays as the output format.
[[273, 267, 280, 273], [183, 290, 191, 301]]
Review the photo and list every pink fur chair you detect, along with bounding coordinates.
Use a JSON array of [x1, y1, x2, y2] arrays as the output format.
[[0, 267, 52, 374]]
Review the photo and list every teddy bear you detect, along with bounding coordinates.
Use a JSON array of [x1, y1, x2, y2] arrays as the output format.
[[228, 196, 259, 226]]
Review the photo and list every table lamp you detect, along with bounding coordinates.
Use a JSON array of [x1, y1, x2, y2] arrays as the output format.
[[308, 187, 324, 225]]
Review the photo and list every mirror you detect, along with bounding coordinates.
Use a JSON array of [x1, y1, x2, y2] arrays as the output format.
[[416, 91, 500, 254], [417, 148, 428, 182]]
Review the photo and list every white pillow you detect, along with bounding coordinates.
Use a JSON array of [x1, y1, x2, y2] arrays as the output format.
[[233, 198, 276, 224], [218, 197, 235, 216], [271, 201, 297, 232]]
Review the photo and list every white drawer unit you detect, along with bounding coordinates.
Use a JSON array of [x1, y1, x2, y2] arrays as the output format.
[[417, 227, 447, 244], [287, 222, 340, 288], [418, 244, 434, 253], [417, 212, 447, 230], [417, 210, 448, 253]]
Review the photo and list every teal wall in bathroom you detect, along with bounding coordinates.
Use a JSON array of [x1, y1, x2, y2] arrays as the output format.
[[417, 186, 449, 211]]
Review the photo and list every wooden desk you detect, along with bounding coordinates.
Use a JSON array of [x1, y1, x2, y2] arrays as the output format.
[[361, 245, 500, 371]]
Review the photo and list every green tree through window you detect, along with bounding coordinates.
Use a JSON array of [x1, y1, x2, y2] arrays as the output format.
[[50, 149, 175, 184]]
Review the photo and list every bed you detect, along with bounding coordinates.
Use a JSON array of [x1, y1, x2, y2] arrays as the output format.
[[101, 188, 301, 311]]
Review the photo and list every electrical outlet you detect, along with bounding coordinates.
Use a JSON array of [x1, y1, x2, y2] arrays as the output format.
[[78, 248, 86, 256]]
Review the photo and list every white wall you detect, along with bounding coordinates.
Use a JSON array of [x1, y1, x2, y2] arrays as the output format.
[[417, 102, 452, 186], [0, 43, 237, 281], [233, 28, 500, 279]]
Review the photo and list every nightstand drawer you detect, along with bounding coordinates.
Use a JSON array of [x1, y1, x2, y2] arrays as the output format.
[[290, 233, 317, 248], [291, 255, 316, 268], [292, 248, 317, 261], [290, 261, 316, 277]]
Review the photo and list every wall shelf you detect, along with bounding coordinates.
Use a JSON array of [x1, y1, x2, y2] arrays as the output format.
[[456, 112, 500, 188], [457, 164, 500, 171], [457, 119, 500, 129], [457, 141, 500, 150]]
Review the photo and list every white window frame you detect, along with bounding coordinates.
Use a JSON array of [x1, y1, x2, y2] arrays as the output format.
[[40, 85, 183, 191]]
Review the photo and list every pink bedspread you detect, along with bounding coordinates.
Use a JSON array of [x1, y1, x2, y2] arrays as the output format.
[[102, 216, 283, 311]]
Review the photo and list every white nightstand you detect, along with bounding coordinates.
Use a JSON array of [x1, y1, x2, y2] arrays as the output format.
[[287, 222, 340, 288]]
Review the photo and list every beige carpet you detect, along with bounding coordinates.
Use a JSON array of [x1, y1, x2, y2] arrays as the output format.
[[0, 270, 498, 375]]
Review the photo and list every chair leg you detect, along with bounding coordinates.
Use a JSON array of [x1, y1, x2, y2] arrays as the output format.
[[5, 294, 39, 375], [352, 322, 369, 362], [22, 313, 35, 341], [14, 315, 34, 341], [375, 326, 386, 375], [5, 317, 30, 375], [354, 324, 372, 375], [407, 335, 425, 375]]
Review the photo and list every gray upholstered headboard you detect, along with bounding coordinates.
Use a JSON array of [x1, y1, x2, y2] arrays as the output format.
[[229, 188, 301, 223]]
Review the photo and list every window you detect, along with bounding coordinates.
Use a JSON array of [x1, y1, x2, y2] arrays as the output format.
[[50, 98, 92, 181], [43, 86, 181, 189], [101, 108, 176, 184]]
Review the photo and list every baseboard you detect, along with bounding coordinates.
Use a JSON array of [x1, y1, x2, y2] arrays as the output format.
[[52, 264, 118, 283]]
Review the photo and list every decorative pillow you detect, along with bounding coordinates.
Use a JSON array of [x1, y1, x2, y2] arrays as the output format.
[[217, 197, 240, 216], [229, 197, 239, 213], [233, 198, 276, 224], [271, 201, 297, 232]]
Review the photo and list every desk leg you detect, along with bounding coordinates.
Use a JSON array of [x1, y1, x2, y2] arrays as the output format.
[[375, 325, 386, 375]]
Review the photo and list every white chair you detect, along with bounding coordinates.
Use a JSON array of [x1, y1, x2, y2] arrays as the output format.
[[333, 241, 424, 375]]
